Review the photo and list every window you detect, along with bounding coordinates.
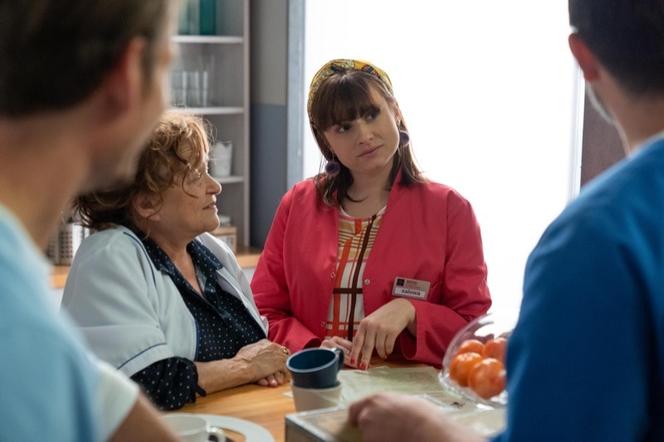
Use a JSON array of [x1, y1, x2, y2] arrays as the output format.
[[303, 1, 583, 314]]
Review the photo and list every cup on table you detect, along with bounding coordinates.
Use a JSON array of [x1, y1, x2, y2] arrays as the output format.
[[287, 347, 344, 411], [291, 382, 342, 412], [162, 413, 226, 442], [287, 347, 344, 389]]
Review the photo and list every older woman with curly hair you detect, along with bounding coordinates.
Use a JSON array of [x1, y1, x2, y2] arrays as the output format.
[[62, 112, 289, 410]]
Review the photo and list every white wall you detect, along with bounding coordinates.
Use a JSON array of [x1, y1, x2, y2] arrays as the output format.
[[303, 1, 582, 314]]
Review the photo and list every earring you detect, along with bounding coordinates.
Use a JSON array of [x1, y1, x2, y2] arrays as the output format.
[[399, 130, 410, 147], [325, 155, 341, 176]]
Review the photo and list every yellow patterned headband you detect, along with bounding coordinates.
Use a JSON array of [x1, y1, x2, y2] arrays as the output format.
[[307, 59, 393, 121]]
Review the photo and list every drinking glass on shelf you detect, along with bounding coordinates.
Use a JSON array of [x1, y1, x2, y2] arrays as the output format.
[[171, 70, 187, 107], [199, 70, 210, 107], [178, 0, 199, 35], [200, 53, 216, 106], [199, 0, 217, 35], [186, 70, 201, 107]]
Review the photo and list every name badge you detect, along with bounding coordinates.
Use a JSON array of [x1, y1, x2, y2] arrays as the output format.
[[392, 277, 430, 300]]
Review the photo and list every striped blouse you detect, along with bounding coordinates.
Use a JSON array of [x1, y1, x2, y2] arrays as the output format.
[[325, 206, 386, 340]]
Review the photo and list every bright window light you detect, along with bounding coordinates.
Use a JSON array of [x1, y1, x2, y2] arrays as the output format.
[[303, 1, 582, 314]]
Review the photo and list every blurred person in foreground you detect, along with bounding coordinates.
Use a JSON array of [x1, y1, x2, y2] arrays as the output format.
[[0, 0, 180, 440], [349, 0, 664, 440]]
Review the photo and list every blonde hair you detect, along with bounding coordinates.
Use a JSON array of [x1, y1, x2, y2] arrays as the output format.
[[75, 112, 211, 230]]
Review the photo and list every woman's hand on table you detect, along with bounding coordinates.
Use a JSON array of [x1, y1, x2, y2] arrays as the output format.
[[320, 336, 355, 367], [195, 339, 290, 392], [235, 339, 289, 382], [256, 370, 290, 387], [349, 393, 484, 442], [349, 299, 416, 370]]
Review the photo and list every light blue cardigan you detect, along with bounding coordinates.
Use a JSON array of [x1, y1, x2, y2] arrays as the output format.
[[62, 226, 268, 377]]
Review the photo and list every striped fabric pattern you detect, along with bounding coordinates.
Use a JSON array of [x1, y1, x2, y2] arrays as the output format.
[[326, 206, 386, 340]]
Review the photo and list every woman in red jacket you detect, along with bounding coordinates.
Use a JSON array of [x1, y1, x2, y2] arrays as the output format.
[[252, 59, 491, 369]]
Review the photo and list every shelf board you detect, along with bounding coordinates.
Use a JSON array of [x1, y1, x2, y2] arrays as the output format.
[[50, 248, 262, 289], [214, 175, 244, 184], [170, 106, 244, 116], [172, 35, 243, 44]]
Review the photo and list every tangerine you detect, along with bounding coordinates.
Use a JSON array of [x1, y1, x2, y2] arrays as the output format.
[[468, 358, 506, 399], [455, 339, 485, 356], [449, 352, 483, 387], [482, 337, 507, 362]]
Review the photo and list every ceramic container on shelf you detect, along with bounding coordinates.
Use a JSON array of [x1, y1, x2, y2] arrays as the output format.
[[199, 0, 217, 35]]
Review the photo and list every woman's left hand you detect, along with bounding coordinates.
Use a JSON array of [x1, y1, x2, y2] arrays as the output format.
[[321, 336, 355, 367], [350, 299, 416, 370]]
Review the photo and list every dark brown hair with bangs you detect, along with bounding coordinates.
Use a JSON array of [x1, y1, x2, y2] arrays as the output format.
[[309, 69, 424, 207], [75, 112, 211, 231]]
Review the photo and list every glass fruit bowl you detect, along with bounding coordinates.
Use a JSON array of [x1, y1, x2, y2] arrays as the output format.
[[439, 312, 517, 408]]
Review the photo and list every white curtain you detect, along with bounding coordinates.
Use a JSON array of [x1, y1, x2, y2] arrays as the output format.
[[303, 0, 583, 314]]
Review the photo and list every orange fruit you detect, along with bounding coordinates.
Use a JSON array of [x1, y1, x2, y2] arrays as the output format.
[[482, 337, 507, 362], [455, 339, 485, 357], [468, 358, 506, 399], [449, 352, 483, 387]]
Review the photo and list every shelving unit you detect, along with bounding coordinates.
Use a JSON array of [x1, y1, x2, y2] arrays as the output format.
[[176, 106, 244, 115], [51, 246, 262, 289], [172, 35, 243, 44], [48, 1, 258, 291], [171, 0, 251, 248], [215, 175, 244, 184]]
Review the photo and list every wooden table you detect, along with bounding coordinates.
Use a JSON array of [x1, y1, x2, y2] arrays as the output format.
[[181, 382, 294, 441], [179, 360, 425, 441]]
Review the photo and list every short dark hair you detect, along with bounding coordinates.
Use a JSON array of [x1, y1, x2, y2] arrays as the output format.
[[0, 0, 171, 117], [309, 68, 424, 207], [569, 0, 664, 95]]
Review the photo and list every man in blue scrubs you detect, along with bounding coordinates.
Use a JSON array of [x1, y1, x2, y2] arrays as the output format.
[[0, 1, 179, 440], [349, 0, 664, 440]]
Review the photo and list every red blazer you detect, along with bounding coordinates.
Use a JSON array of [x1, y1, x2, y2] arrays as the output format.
[[252, 178, 491, 367]]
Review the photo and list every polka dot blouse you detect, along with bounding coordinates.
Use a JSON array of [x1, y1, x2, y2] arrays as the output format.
[[130, 233, 265, 410]]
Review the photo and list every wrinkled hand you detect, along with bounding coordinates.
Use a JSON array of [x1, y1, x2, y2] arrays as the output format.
[[320, 336, 355, 367], [350, 299, 415, 369], [256, 370, 290, 387], [349, 393, 484, 442], [234, 339, 289, 382]]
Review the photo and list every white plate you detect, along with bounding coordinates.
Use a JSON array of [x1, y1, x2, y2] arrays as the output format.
[[197, 414, 274, 442]]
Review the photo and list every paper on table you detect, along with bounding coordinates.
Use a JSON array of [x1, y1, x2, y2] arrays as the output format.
[[284, 366, 505, 438], [336, 366, 462, 408], [338, 366, 505, 436]]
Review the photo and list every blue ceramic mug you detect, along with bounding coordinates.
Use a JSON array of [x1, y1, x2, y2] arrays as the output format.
[[287, 347, 344, 389]]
